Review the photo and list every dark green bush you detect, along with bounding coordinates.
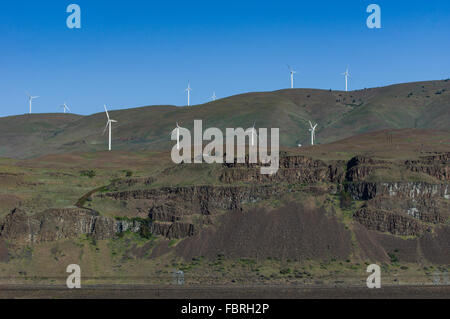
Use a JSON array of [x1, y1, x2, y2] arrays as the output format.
[[339, 191, 353, 209], [80, 170, 96, 178]]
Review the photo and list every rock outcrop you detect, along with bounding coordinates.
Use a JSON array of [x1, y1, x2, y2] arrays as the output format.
[[354, 206, 430, 236], [101, 185, 286, 216], [2, 152, 448, 246], [0, 208, 117, 243], [345, 182, 450, 201], [0, 207, 167, 244], [346, 182, 449, 234], [405, 152, 450, 181], [0, 207, 199, 244], [220, 156, 345, 184]]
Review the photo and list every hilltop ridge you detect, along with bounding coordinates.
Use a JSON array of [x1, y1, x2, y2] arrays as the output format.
[[0, 79, 449, 159]]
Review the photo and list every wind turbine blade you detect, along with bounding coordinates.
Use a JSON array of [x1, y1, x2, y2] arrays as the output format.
[[102, 122, 109, 135], [104, 105, 110, 120]]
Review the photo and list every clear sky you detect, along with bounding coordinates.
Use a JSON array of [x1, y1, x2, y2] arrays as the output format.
[[1, 0, 449, 116]]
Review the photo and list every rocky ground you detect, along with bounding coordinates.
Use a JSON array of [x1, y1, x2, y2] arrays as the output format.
[[0, 129, 448, 297]]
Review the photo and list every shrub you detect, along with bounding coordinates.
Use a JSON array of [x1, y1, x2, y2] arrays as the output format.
[[388, 253, 399, 263], [80, 170, 96, 178], [280, 268, 291, 275], [139, 221, 153, 239], [125, 170, 133, 177], [339, 191, 353, 209]]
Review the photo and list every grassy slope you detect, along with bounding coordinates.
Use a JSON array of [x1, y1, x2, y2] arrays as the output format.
[[0, 80, 449, 158]]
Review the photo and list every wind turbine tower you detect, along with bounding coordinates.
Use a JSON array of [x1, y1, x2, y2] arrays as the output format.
[[211, 91, 217, 101], [185, 82, 192, 106], [60, 102, 71, 113], [26, 92, 39, 114], [287, 65, 297, 89], [342, 67, 351, 92], [103, 105, 118, 151], [309, 121, 318, 146]]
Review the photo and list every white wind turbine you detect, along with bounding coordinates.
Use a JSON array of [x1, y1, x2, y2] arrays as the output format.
[[171, 122, 182, 150], [60, 102, 71, 113], [103, 105, 118, 151], [211, 91, 217, 101], [26, 92, 39, 114], [309, 121, 318, 146], [287, 65, 297, 89], [185, 82, 192, 106], [341, 67, 351, 92]]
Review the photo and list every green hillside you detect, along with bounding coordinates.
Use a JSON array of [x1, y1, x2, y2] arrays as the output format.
[[0, 80, 449, 159]]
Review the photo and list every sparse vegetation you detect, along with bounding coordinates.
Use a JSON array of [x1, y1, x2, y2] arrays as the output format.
[[339, 190, 353, 209], [388, 253, 399, 263], [80, 170, 96, 178], [125, 170, 133, 177]]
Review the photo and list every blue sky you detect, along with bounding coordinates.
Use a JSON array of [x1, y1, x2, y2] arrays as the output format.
[[1, 0, 449, 116]]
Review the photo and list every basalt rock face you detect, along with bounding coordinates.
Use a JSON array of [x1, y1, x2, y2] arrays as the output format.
[[345, 156, 390, 182], [220, 156, 345, 184], [101, 185, 286, 217], [0, 208, 143, 244], [0, 207, 197, 244], [100, 154, 449, 240], [151, 222, 195, 239], [345, 182, 450, 201], [2, 152, 448, 248], [354, 206, 430, 236], [335, 154, 449, 236], [99, 185, 287, 239], [345, 182, 450, 227], [405, 152, 450, 181]]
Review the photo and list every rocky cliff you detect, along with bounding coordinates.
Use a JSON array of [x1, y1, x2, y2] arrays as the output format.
[[1, 152, 448, 257], [0, 208, 117, 243], [220, 156, 345, 184]]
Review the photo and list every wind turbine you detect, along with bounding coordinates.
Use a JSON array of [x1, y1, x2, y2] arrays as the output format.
[[341, 67, 351, 92], [171, 122, 181, 150], [287, 65, 297, 89], [185, 82, 192, 106], [309, 121, 318, 146], [102, 105, 118, 151], [26, 92, 39, 114], [211, 91, 217, 101], [60, 102, 70, 113]]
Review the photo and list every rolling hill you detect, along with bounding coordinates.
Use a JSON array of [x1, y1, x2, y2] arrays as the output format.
[[1, 80, 449, 159]]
